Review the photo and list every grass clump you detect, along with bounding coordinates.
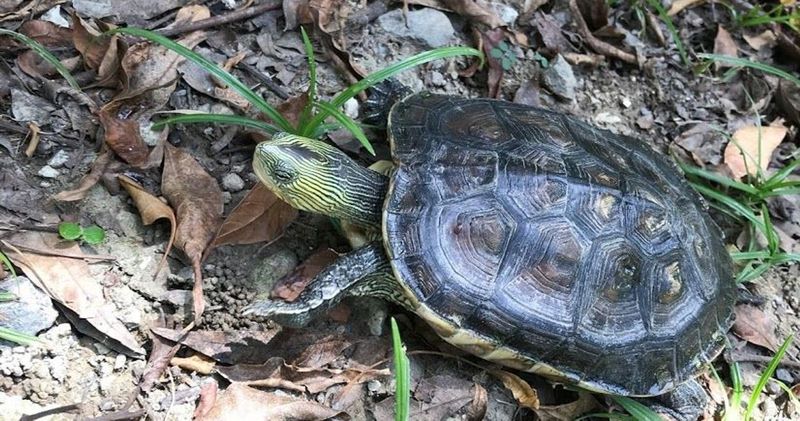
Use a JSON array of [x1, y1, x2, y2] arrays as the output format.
[[111, 26, 482, 155]]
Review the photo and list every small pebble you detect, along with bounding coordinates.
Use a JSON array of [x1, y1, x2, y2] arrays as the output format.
[[114, 354, 127, 371], [621, 97, 632, 108], [37, 165, 59, 178], [222, 173, 245, 192], [343, 98, 359, 119], [47, 150, 70, 168], [776, 368, 793, 383], [429, 71, 446, 87]]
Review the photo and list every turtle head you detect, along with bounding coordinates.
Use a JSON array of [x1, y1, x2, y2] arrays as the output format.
[[253, 133, 387, 228]]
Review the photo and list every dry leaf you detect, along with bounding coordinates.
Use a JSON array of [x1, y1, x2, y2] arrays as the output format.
[[489, 370, 539, 410], [172, 353, 216, 374], [141, 328, 182, 392], [667, 0, 705, 16], [776, 79, 800, 126], [743, 30, 777, 51], [465, 384, 488, 421], [482, 28, 507, 98], [713, 26, 738, 69], [194, 381, 219, 419], [442, 0, 505, 28], [272, 248, 339, 302], [724, 125, 787, 179], [52, 150, 113, 201], [536, 391, 599, 421], [277, 92, 311, 127], [732, 304, 780, 352], [162, 144, 224, 322], [98, 110, 151, 167], [19, 20, 72, 47], [1, 232, 144, 357], [152, 327, 281, 365], [118, 175, 176, 278], [17, 50, 60, 79], [198, 383, 343, 421], [575, 0, 608, 31], [209, 183, 297, 252]]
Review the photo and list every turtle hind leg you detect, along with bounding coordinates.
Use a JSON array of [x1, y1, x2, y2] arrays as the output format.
[[640, 379, 707, 421], [244, 242, 391, 328], [361, 78, 413, 128]]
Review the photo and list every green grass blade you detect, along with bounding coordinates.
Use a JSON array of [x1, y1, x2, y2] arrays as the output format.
[[691, 183, 766, 232], [737, 261, 773, 283], [152, 113, 280, 134], [611, 396, 663, 421], [303, 46, 483, 136], [0, 291, 17, 301], [0, 327, 39, 346], [109, 27, 292, 131], [744, 334, 795, 420], [763, 157, 800, 187], [391, 317, 410, 421], [314, 101, 375, 155], [0, 28, 80, 90], [730, 251, 772, 261], [761, 205, 779, 254], [644, 0, 689, 66], [698, 54, 800, 87], [728, 362, 744, 420], [0, 250, 16, 277], [679, 162, 761, 195], [298, 26, 317, 130]]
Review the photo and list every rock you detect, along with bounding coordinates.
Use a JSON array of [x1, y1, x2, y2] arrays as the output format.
[[0, 277, 58, 348], [542, 55, 577, 101], [378, 9, 455, 48], [250, 249, 298, 294], [222, 173, 245, 192], [490, 2, 518, 26], [343, 98, 359, 119], [37, 165, 59, 179], [41, 6, 70, 27], [776, 368, 793, 383], [429, 71, 446, 87], [46, 150, 70, 168], [114, 354, 127, 371], [11, 88, 55, 125]]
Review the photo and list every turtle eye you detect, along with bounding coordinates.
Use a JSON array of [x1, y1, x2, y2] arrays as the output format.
[[272, 166, 295, 183]]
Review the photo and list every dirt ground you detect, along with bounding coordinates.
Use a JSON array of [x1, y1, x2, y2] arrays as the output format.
[[0, 0, 799, 420]]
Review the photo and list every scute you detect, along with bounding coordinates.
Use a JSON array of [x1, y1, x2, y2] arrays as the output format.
[[383, 93, 736, 396]]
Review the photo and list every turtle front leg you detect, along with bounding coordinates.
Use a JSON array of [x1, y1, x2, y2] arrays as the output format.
[[641, 379, 707, 421], [244, 242, 404, 327]]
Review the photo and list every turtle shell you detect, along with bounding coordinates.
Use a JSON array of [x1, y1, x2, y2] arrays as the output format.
[[382, 93, 736, 396]]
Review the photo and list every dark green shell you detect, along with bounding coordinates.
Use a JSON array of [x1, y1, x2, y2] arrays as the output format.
[[382, 93, 735, 396]]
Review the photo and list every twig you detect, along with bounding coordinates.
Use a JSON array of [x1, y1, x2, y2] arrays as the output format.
[[568, 0, 638, 65], [155, 1, 282, 37], [19, 403, 82, 421], [236, 62, 290, 99], [83, 410, 147, 421]]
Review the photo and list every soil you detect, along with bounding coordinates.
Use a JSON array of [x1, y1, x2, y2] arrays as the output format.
[[0, 0, 799, 420]]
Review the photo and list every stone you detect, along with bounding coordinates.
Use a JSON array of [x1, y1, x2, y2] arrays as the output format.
[[542, 55, 577, 101], [37, 165, 59, 179], [343, 98, 359, 119], [490, 2, 518, 26], [0, 277, 58, 348], [222, 173, 245, 192], [47, 150, 70, 168], [378, 9, 455, 48]]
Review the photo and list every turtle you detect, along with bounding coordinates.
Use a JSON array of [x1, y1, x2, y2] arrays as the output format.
[[245, 91, 736, 419]]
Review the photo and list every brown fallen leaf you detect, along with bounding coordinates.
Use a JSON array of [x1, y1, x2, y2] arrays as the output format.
[[198, 382, 344, 421], [489, 370, 539, 410], [667, 0, 705, 16], [162, 144, 224, 323], [575, 0, 608, 31], [72, 16, 125, 87], [98, 110, 151, 167], [724, 124, 788, 180], [141, 327, 183, 392], [118, 175, 176, 279], [272, 248, 339, 302], [194, 381, 219, 419], [713, 26, 738, 70], [442, 0, 505, 28], [465, 383, 488, 421], [732, 304, 780, 352], [1, 232, 144, 357], [743, 30, 777, 52], [52, 150, 114, 202], [534, 11, 572, 54], [482, 28, 507, 98], [277, 92, 310, 127], [19, 20, 73, 47], [536, 391, 599, 421], [207, 182, 297, 257], [152, 327, 281, 365], [172, 353, 216, 374]]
